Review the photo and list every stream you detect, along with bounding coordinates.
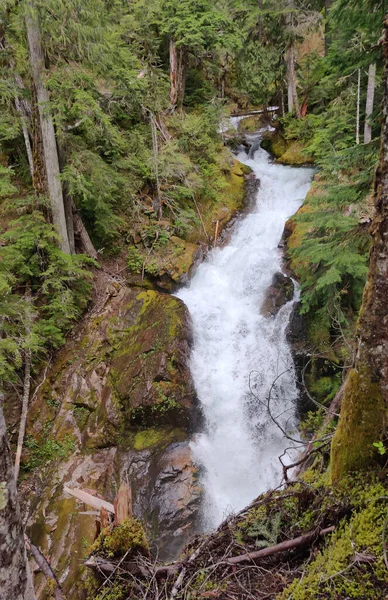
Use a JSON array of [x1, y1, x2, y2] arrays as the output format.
[[177, 133, 314, 529]]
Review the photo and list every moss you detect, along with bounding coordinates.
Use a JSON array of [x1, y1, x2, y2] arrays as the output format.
[[238, 114, 264, 133], [262, 131, 288, 158], [277, 480, 388, 600], [330, 364, 387, 483], [277, 140, 314, 165], [89, 518, 148, 559], [189, 158, 250, 244], [133, 426, 186, 451]]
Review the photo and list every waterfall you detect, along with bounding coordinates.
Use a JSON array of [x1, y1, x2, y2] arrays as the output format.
[[176, 137, 314, 528]]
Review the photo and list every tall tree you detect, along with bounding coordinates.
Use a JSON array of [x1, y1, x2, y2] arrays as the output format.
[[0, 398, 36, 600], [25, 2, 70, 254], [330, 18, 388, 482]]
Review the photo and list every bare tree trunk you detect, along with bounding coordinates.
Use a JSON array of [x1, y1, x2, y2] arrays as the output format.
[[356, 67, 361, 144], [14, 349, 31, 482], [25, 2, 71, 254], [330, 22, 388, 482], [14, 92, 34, 180], [150, 113, 162, 219], [364, 63, 376, 144], [286, 43, 301, 118], [71, 198, 98, 260], [169, 38, 186, 110], [0, 398, 36, 600]]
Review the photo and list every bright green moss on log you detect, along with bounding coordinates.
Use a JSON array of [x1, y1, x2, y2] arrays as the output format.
[[330, 365, 386, 483]]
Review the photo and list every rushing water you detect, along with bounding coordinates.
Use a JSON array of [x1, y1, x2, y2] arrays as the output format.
[[177, 135, 314, 528]]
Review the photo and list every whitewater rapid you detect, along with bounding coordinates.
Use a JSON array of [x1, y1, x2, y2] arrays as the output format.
[[177, 137, 314, 528]]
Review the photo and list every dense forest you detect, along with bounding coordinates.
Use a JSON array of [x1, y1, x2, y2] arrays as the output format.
[[0, 0, 387, 599]]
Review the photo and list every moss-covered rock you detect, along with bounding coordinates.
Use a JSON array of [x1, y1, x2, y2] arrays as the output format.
[[110, 289, 195, 429], [262, 130, 313, 165], [90, 518, 148, 559], [277, 141, 314, 165]]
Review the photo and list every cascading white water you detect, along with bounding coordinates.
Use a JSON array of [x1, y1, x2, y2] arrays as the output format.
[[177, 135, 314, 528]]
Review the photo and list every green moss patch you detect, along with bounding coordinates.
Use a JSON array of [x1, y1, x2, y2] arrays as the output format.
[[90, 518, 148, 559]]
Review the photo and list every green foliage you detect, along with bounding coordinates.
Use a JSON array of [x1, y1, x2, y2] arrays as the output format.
[[245, 512, 282, 549], [23, 431, 76, 471], [127, 247, 143, 274], [0, 210, 94, 386]]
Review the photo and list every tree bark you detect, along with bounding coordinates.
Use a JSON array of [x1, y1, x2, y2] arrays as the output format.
[[356, 67, 361, 145], [71, 198, 99, 260], [364, 63, 376, 144], [25, 2, 71, 254], [330, 21, 388, 482], [169, 38, 186, 110], [286, 43, 301, 118], [0, 398, 36, 600]]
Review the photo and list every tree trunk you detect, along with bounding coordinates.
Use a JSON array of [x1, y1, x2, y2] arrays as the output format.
[[71, 198, 99, 260], [0, 398, 36, 600], [330, 21, 388, 482], [169, 38, 186, 110], [356, 67, 361, 145], [14, 349, 31, 482], [364, 63, 376, 144], [286, 43, 301, 118], [25, 2, 71, 254]]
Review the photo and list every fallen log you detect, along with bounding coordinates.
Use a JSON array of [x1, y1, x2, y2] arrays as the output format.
[[64, 485, 115, 513], [226, 526, 335, 565]]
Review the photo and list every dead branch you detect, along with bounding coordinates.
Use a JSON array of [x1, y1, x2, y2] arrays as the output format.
[[226, 526, 335, 566], [279, 440, 331, 483], [14, 348, 31, 481], [26, 536, 65, 600]]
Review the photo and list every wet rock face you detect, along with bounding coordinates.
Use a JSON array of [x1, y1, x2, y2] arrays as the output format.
[[261, 272, 294, 317], [21, 282, 201, 598], [122, 441, 202, 561]]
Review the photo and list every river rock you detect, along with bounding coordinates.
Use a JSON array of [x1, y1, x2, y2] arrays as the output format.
[[261, 272, 294, 317]]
